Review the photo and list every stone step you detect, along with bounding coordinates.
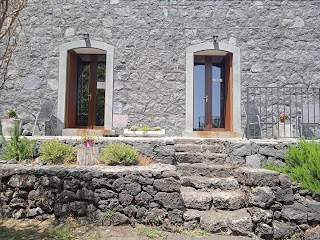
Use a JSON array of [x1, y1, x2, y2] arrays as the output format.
[[183, 208, 253, 237], [174, 143, 225, 154], [175, 152, 228, 164], [177, 163, 235, 178], [233, 167, 284, 187], [181, 187, 246, 211], [174, 139, 225, 145], [181, 176, 239, 190]]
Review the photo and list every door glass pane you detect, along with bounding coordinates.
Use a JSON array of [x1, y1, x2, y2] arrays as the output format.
[[194, 56, 205, 130], [76, 55, 90, 127], [95, 55, 106, 126], [212, 65, 222, 128]]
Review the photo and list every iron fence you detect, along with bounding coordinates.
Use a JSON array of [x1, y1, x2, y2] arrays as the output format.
[[245, 87, 320, 139]]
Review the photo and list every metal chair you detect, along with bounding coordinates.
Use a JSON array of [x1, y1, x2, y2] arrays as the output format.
[[32, 100, 56, 136], [298, 103, 320, 138], [243, 102, 262, 139]]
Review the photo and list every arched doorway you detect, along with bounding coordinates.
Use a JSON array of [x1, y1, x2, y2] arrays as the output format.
[[57, 40, 114, 133], [185, 42, 241, 137]]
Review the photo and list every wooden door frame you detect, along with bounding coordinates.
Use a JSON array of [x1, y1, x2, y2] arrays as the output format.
[[58, 40, 114, 131], [194, 54, 233, 131], [65, 50, 77, 128], [66, 53, 105, 129]]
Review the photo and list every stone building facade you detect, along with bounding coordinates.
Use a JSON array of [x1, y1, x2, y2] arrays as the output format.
[[0, 0, 319, 136]]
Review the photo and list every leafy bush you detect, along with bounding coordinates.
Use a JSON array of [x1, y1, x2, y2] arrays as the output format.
[[140, 125, 150, 131], [40, 140, 76, 163], [264, 139, 320, 195], [1, 123, 35, 161], [130, 125, 139, 131], [151, 126, 161, 131], [99, 143, 138, 165]]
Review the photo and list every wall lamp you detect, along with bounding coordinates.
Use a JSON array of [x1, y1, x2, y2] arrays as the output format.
[[83, 33, 90, 41], [213, 35, 218, 43]]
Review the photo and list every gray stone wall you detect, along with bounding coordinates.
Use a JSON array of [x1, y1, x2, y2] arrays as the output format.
[[0, 0, 319, 136], [0, 164, 184, 225]]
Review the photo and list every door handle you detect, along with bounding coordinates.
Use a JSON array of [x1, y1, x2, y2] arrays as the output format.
[[204, 95, 208, 103], [88, 93, 92, 102]]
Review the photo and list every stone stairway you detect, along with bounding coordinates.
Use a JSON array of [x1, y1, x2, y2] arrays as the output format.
[[174, 139, 253, 236], [173, 139, 320, 239]]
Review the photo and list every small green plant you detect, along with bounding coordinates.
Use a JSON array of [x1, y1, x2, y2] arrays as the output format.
[[185, 229, 210, 237], [81, 135, 95, 143], [6, 107, 17, 118], [140, 125, 150, 132], [99, 143, 138, 165], [104, 208, 115, 219], [130, 125, 139, 131], [40, 140, 76, 163], [264, 139, 320, 195], [41, 226, 75, 240], [137, 224, 167, 239], [1, 123, 35, 161], [151, 126, 161, 131], [279, 112, 290, 121]]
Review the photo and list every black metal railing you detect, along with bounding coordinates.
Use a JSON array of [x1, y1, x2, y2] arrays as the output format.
[[196, 116, 221, 130], [245, 87, 320, 139]]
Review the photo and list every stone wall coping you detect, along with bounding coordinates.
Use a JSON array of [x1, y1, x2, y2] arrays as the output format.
[[0, 163, 176, 175], [10, 136, 304, 144]]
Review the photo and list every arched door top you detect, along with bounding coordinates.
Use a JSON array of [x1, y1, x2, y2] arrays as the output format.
[[186, 42, 240, 55], [59, 40, 114, 53]]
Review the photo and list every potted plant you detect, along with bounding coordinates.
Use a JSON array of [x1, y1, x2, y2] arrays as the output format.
[[123, 125, 165, 137], [1, 107, 20, 136], [279, 113, 290, 123], [6, 107, 17, 119], [81, 135, 95, 148]]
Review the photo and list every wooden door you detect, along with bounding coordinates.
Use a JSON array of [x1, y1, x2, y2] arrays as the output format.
[[66, 53, 106, 129], [193, 54, 232, 131]]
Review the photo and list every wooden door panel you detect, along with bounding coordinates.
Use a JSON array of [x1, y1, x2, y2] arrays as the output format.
[[224, 53, 233, 131], [66, 50, 77, 128]]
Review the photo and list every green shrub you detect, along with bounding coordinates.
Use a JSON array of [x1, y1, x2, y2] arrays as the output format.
[[151, 126, 161, 131], [40, 140, 76, 163], [99, 143, 138, 165], [265, 139, 320, 195], [130, 125, 139, 131], [140, 125, 150, 131], [1, 123, 35, 161]]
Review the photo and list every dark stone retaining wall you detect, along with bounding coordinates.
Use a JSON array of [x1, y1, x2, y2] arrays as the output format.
[[15, 137, 295, 166], [225, 139, 296, 167], [0, 163, 320, 239], [0, 164, 184, 225]]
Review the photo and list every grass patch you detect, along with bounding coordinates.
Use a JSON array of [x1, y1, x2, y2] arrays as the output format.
[[83, 232, 100, 240], [41, 226, 75, 240], [185, 229, 210, 237], [136, 224, 167, 239], [264, 139, 320, 195], [0, 228, 38, 240]]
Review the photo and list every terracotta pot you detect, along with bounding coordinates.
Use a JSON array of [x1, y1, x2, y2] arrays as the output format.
[[84, 141, 94, 148], [280, 118, 284, 123]]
